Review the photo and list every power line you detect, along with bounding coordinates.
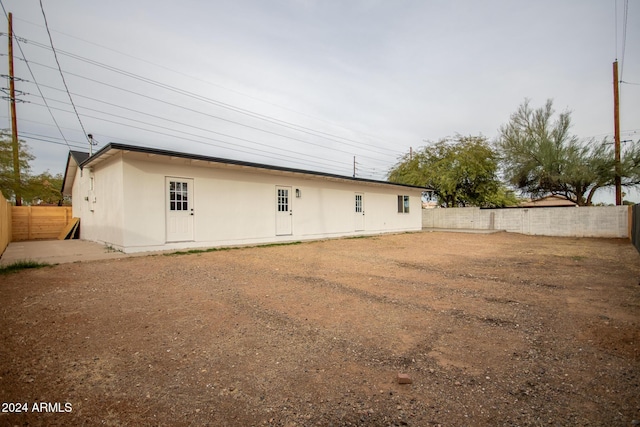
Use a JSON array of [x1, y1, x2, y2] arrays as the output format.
[[18, 131, 88, 151], [5, 111, 392, 180], [0, 1, 72, 149], [38, 0, 89, 146], [615, 0, 618, 60], [22, 58, 393, 164], [27, 81, 370, 169], [1, 10, 397, 178], [13, 16, 400, 154], [21, 36, 400, 158], [26, 90, 366, 172], [27, 101, 357, 175], [620, 0, 629, 80]]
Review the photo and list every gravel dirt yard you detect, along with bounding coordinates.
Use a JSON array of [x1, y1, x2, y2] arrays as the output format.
[[1, 231, 639, 426]]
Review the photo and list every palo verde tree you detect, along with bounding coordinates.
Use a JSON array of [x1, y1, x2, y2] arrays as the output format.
[[388, 135, 518, 207], [498, 99, 640, 205]]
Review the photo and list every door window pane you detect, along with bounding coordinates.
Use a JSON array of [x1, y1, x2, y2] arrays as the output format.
[[355, 194, 362, 213], [278, 189, 289, 212], [169, 180, 189, 211]]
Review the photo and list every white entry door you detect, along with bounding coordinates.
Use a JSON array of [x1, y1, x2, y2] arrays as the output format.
[[355, 193, 365, 231], [275, 186, 292, 236], [166, 177, 194, 242]]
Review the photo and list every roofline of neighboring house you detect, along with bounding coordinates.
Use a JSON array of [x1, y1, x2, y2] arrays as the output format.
[[61, 150, 91, 195], [75, 143, 429, 191], [481, 205, 579, 209]]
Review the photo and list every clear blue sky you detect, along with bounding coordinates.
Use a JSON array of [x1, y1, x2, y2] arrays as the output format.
[[1, 0, 638, 202]]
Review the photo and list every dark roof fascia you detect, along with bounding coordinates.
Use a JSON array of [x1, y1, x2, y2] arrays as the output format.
[[61, 150, 90, 194], [81, 143, 428, 191]]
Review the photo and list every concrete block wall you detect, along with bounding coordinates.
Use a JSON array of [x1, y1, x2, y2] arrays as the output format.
[[422, 206, 630, 238]]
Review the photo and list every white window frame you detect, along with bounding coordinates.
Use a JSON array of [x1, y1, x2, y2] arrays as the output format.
[[397, 195, 410, 213]]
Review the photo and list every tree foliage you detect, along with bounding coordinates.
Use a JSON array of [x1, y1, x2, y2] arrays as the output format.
[[498, 99, 640, 205], [0, 129, 33, 203], [388, 135, 519, 207], [23, 172, 65, 205], [0, 129, 64, 205]]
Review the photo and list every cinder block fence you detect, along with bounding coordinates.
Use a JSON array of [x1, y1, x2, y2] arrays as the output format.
[[422, 206, 631, 239]]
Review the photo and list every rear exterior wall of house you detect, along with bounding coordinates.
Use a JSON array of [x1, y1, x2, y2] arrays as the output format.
[[73, 153, 422, 253]]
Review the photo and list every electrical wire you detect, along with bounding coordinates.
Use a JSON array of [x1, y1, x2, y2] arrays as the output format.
[[620, 0, 629, 80], [21, 58, 392, 164], [27, 92, 360, 172], [1, 8, 399, 179], [8, 63, 393, 179], [27, 101, 358, 175], [18, 132, 88, 151], [0, 1, 72, 149], [26, 81, 380, 170], [21, 37, 400, 158], [38, 0, 89, 145], [14, 16, 400, 155], [0, 36, 400, 179]]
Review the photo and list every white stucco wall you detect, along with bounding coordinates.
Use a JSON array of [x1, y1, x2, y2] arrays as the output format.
[[75, 153, 422, 253], [72, 154, 125, 247]]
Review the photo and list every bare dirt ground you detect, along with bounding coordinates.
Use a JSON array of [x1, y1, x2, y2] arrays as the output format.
[[1, 231, 639, 426]]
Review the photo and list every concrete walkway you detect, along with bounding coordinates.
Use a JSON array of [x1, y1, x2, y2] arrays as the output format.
[[1, 229, 507, 266], [0, 240, 135, 266]]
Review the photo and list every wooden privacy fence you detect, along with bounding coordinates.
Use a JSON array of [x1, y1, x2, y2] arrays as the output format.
[[0, 192, 11, 255], [11, 206, 73, 241]]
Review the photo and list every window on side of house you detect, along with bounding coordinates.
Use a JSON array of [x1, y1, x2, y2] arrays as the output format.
[[397, 195, 410, 213]]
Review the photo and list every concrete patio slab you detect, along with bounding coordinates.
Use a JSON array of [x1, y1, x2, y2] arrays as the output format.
[[1, 229, 507, 266], [0, 240, 135, 266]]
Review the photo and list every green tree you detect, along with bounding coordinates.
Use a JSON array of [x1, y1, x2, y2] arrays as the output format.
[[498, 99, 640, 205], [388, 135, 519, 207], [23, 171, 64, 205], [0, 129, 33, 203]]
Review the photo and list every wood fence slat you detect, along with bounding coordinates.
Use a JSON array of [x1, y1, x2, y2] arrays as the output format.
[[0, 193, 11, 254], [11, 206, 73, 241]]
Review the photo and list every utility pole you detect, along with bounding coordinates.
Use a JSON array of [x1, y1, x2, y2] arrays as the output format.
[[409, 146, 413, 160], [8, 12, 21, 206], [613, 60, 622, 206], [353, 156, 356, 178]]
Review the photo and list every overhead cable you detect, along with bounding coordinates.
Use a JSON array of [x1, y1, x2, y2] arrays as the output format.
[[38, 0, 88, 146], [0, 1, 72, 148]]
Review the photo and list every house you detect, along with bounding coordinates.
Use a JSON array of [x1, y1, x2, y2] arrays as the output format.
[[61, 143, 425, 253], [519, 195, 578, 208]]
